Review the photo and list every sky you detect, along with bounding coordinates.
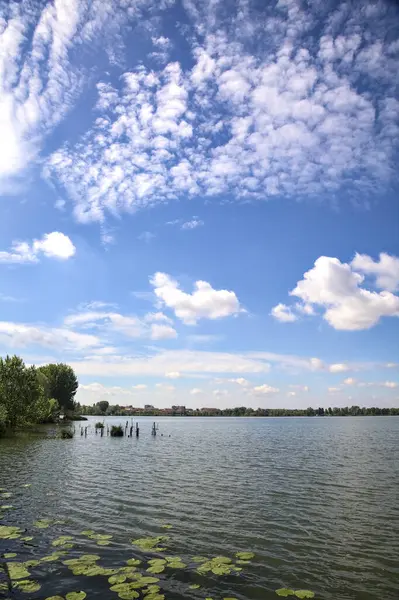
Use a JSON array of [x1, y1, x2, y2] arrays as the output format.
[[0, 0, 398, 410]]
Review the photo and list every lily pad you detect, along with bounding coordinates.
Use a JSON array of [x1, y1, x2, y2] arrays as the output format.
[[7, 562, 31, 579], [167, 561, 186, 569], [192, 556, 207, 563], [223, 597, 238, 600], [132, 536, 168, 551], [1, 505, 14, 510], [21, 536, 33, 542], [145, 595, 164, 600], [1, 492, 12, 498], [4, 553, 17, 558], [117, 592, 140, 600], [97, 540, 111, 546], [236, 560, 251, 565], [147, 565, 165, 574], [276, 590, 295, 597], [66, 593, 87, 600], [80, 554, 101, 562], [294, 592, 314, 599], [46, 596, 65, 600], [34, 519, 52, 529], [189, 584, 201, 589], [213, 556, 232, 564], [22, 484, 32, 488], [127, 559, 142, 566], [23, 559, 41, 567], [161, 524, 172, 529], [52, 535, 74, 547], [212, 565, 231, 575], [0, 525, 22, 539], [235, 552, 254, 560], [13, 580, 41, 593], [109, 575, 127, 584], [80, 530, 95, 536], [143, 585, 161, 595]]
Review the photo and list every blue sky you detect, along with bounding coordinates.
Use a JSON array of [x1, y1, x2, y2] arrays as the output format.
[[0, 0, 398, 408]]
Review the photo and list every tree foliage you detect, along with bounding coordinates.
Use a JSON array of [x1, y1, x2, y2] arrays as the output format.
[[96, 400, 109, 414], [0, 355, 78, 432], [38, 363, 78, 412]]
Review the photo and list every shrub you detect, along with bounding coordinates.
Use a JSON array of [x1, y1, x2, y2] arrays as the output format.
[[110, 425, 123, 437], [59, 428, 74, 439], [95, 422, 105, 429]]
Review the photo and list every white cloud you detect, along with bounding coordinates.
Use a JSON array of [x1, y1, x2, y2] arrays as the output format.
[[44, 1, 399, 222], [328, 387, 341, 393], [190, 388, 203, 395], [252, 384, 279, 394], [329, 363, 349, 373], [343, 377, 357, 385], [351, 253, 399, 292], [155, 383, 175, 391], [228, 377, 250, 386], [273, 254, 399, 330], [150, 323, 177, 340], [145, 312, 173, 324], [150, 272, 242, 325], [181, 218, 204, 230], [165, 371, 181, 379], [289, 384, 309, 392], [0, 321, 100, 351], [132, 384, 147, 390], [0, 232, 75, 263], [271, 303, 297, 323]]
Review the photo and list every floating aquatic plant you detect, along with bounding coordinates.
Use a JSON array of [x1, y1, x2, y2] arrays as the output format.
[[13, 579, 41, 593], [131, 536, 168, 552], [66, 592, 87, 600], [189, 584, 201, 589], [276, 589, 295, 597], [161, 524, 172, 529], [34, 519, 52, 529], [1, 505, 14, 510], [80, 530, 95, 536], [235, 552, 254, 560], [0, 525, 22, 539], [126, 559, 142, 566], [7, 562, 31, 580], [4, 553, 17, 558], [21, 536, 33, 542], [1, 492, 12, 498], [52, 535, 74, 547], [45, 596, 64, 600], [294, 591, 315, 599], [147, 565, 165, 574], [109, 575, 127, 584], [23, 559, 41, 567], [22, 484, 32, 488]]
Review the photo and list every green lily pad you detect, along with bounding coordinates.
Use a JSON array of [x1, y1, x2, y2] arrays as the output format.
[[223, 598, 238, 600], [81, 530, 95, 536], [146, 565, 165, 574], [0, 525, 22, 539], [213, 556, 232, 564], [235, 552, 254, 560], [52, 535, 74, 547], [7, 562, 31, 579], [143, 585, 161, 595], [110, 584, 131, 592], [46, 596, 65, 600], [80, 554, 101, 562], [212, 565, 231, 575], [13, 580, 41, 593], [236, 560, 250, 565], [132, 536, 168, 551], [117, 592, 139, 600], [109, 575, 127, 584], [148, 559, 166, 565], [161, 524, 172, 529], [1, 492, 12, 498], [192, 556, 207, 563], [145, 595, 164, 600], [66, 592, 87, 600], [41, 553, 65, 562], [23, 559, 41, 567], [4, 553, 17, 558], [205, 597, 214, 600], [189, 584, 201, 589], [34, 519, 52, 529], [127, 559, 142, 566], [168, 561, 186, 569], [294, 592, 314, 599], [22, 484, 32, 488], [1, 505, 14, 510], [276, 590, 295, 597], [21, 536, 33, 542], [97, 540, 111, 546]]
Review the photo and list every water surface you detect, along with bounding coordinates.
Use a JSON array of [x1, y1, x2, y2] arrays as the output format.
[[1, 416, 398, 600]]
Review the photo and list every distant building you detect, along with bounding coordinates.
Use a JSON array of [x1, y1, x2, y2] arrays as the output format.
[[144, 404, 155, 410], [171, 405, 186, 414]]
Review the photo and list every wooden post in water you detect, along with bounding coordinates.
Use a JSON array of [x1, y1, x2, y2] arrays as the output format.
[[151, 421, 157, 436], [136, 422, 139, 438]]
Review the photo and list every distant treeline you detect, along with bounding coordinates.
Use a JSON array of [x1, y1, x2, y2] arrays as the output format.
[[78, 403, 399, 417], [0, 355, 79, 434]]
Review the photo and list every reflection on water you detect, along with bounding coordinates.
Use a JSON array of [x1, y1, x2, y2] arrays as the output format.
[[1, 416, 398, 600]]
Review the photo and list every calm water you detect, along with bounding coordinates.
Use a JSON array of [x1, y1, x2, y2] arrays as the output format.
[[1, 417, 398, 600]]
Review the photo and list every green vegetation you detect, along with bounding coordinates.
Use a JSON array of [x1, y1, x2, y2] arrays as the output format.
[[0, 355, 79, 435], [110, 425, 124, 437]]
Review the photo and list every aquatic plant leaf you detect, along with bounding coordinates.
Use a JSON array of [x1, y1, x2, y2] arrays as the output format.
[[235, 552, 254, 560], [0, 525, 22, 539], [99, 568, 120, 576], [146, 565, 165, 574], [236, 560, 250, 565], [213, 556, 232, 564], [192, 556, 207, 563], [168, 561, 186, 569], [189, 584, 201, 589], [79, 554, 101, 562], [131, 536, 168, 550], [66, 592, 87, 600], [4, 553, 17, 558], [52, 536, 73, 547], [143, 585, 161, 595], [13, 579, 41, 593], [1, 492, 12, 498], [97, 540, 111, 546], [117, 592, 140, 600], [21, 536, 33, 542], [275, 589, 295, 597], [80, 530, 95, 536], [109, 575, 127, 584], [137, 577, 160, 585], [41, 553, 65, 562], [294, 591, 314, 599], [95, 534, 113, 540], [22, 484, 32, 488], [23, 560, 41, 567], [148, 559, 166, 565], [205, 597, 214, 600], [223, 597, 239, 600], [45, 596, 64, 600], [161, 524, 172, 529], [34, 519, 52, 529], [145, 595, 165, 600], [110, 584, 131, 592], [126, 559, 141, 566], [1, 505, 14, 510], [7, 562, 31, 579], [212, 565, 232, 575]]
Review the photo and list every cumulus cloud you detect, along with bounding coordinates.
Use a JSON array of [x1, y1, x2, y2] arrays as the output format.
[[190, 388, 203, 395], [271, 303, 297, 323], [252, 384, 279, 394], [150, 272, 242, 325], [0, 232, 75, 263], [132, 384, 147, 390], [43, 0, 399, 222], [0, 321, 100, 351], [165, 371, 181, 379], [343, 377, 357, 385], [272, 254, 399, 330], [181, 218, 204, 230], [329, 363, 349, 373], [150, 323, 177, 340]]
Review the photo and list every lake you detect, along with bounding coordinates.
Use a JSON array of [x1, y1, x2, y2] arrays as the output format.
[[1, 416, 398, 600]]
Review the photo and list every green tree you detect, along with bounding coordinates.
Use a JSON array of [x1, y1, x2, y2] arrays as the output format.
[[38, 363, 78, 412], [0, 355, 43, 427], [96, 400, 109, 414]]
